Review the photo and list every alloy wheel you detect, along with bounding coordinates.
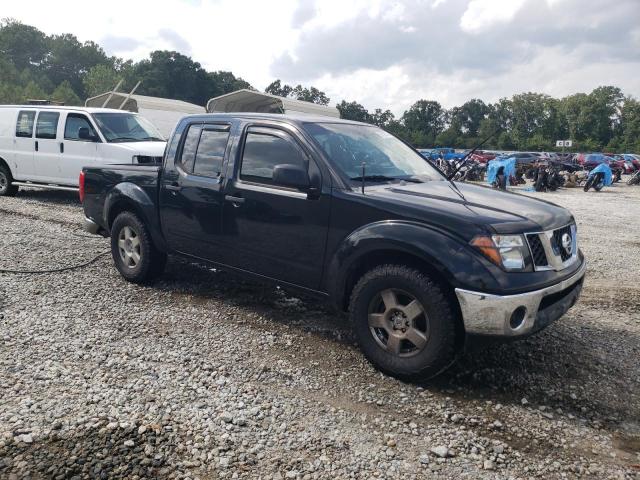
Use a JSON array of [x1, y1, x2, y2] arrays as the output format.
[[118, 226, 141, 268], [368, 288, 429, 357]]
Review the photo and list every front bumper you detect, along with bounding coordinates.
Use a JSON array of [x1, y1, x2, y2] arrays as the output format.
[[455, 260, 586, 337]]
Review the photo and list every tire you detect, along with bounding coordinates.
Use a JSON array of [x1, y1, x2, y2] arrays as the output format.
[[583, 176, 594, 192], [349, 264, 458, 381], [0, 163, 19, 197], [110, 211, 167, 283], [628, 172, 640, 186]]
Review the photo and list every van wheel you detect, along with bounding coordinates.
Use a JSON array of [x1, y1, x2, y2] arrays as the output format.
[[349, 264, 458, 381], [0, 164, 19, 196], [110, 211, 167, 283]]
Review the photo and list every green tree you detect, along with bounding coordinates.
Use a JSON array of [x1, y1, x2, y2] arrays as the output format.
[[370, 108, 395, 128], [44, 33, 114, 97], [51, 80, 82, 105], [20, 80, 47, 102], [402, 100, 444, 147], [83, 64, 121, 97], [336, 100, 370, 122], [0, 19, 48, 70], [265, 79, 330, 105], [265, 79, 293, 98]]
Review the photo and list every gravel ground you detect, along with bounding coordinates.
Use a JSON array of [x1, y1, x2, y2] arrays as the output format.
[[0, 182, 639, 479]]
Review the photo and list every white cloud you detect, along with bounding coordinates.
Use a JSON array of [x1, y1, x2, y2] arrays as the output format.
[[460, 0, 527, 33], [2, 0, 639, 114]]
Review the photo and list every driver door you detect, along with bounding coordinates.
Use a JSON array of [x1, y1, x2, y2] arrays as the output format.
[[220, 125, 331, 290]]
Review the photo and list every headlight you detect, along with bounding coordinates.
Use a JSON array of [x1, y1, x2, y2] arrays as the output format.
[[471, 235, 526, 271]]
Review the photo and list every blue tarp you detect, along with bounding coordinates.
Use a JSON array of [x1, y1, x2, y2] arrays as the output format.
[[487, 157, 516, 186], [588, 163, 613, 186]]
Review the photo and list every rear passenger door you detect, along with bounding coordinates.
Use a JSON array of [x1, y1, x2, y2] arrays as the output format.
[[32, 111, 62, 184], [159, 121, 231, 262], [12, 110, 37, 180], [220, 125, 330, 290]]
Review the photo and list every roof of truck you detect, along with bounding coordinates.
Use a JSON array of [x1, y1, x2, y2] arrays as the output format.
[[0, 105, 141, 114], [178, 111, 364, 126]]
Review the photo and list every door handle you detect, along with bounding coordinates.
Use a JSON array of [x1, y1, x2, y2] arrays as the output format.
[[165, 183, 181, 192], [224, 194, 245, 205], [35, 141, 38, 152], [59, 142, 64, 154]]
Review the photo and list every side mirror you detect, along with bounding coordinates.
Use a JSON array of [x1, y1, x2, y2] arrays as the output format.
[[79, 127, 98, 142], [272, 164, 310, 191]]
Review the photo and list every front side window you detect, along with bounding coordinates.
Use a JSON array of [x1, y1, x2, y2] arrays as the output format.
[[92, 112, 164, 143], [303, 122, 443, 182], [64, 113, 99, 141], [16, 110, 36, 138], [35, 112, 60, 139], [240, 131, 307, 186], [193, 128, 229, 178], [179, 124, 202, 173]]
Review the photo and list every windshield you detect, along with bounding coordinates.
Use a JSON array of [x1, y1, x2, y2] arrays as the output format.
[[92, 113, 164, 143], [303, 123, 444, 182]]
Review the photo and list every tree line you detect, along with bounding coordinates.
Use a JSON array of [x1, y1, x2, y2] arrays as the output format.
[[1, 19, 638, 153], [0, 19, 251, 109]]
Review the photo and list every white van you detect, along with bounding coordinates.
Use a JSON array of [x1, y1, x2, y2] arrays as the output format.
[[0, 106, 166, 196]]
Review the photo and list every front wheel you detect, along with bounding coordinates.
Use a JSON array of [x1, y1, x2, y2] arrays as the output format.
[[110, 211, 167, 283], [349, 265, 458, 381], [0, 164, 19, 197]]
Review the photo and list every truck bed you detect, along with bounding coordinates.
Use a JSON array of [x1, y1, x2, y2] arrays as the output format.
[[82, 164, 161, 232]]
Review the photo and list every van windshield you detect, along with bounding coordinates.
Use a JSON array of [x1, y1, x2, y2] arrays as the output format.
[[303, 122, 444, 182], [92, 113, 164, 143]]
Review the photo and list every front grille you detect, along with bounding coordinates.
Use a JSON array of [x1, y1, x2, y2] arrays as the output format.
[[552, 225, 573, 262], [527, 234, 548, 267]]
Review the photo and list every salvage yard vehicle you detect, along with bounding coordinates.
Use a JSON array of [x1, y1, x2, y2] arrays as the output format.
[[0, 105, 165, 196], [81, 113, 586, 380]]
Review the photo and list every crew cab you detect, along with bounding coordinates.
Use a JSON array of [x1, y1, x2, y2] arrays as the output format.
[[0, 105, 165, 196], [81, 113, 586, 380]]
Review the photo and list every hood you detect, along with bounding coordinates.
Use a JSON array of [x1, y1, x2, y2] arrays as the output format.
[[362, 180, 573, 238], [108, 141, 166, 156]]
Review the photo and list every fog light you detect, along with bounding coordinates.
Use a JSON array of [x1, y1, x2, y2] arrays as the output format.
[[509, 307, 527, 330]]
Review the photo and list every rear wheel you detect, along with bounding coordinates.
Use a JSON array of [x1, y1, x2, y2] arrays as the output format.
[[0, 164, 19, 197], [110, 211, 167, 283], [349, 264, 458, 381]]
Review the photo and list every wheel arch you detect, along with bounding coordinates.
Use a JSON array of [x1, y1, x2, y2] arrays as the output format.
[[104, 183, 168, 252], [0, 156, 13, 177]]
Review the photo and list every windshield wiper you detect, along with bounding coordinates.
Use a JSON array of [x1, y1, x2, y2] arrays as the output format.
[[350, 174, 423, 183], [109, 137, 143, 143], [142, 136, 164, 142]]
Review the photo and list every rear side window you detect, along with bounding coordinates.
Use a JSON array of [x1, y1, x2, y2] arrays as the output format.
[[64, 113, 98, 140], [193, 128, 229, 178], [179, 124, 202, 173], [35, 112, 60, 139], [16, 111, 36, 138], [240, 131, 307, 185]]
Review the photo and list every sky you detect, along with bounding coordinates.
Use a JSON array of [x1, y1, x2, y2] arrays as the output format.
[[3, 0, 639, 115]]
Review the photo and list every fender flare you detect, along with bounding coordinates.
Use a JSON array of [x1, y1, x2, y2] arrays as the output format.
[[325, 220, 500, 309], [103, 182, 168, 252]]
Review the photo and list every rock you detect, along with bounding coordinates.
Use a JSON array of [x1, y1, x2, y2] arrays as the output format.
[[430, 446, 454, 458], [419, 454, 430, 464], [123, 440, 135, 447], [484, 459, 496, 470]]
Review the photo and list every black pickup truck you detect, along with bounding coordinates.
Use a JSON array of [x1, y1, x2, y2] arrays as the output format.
[[81, 113, 586, 380]]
